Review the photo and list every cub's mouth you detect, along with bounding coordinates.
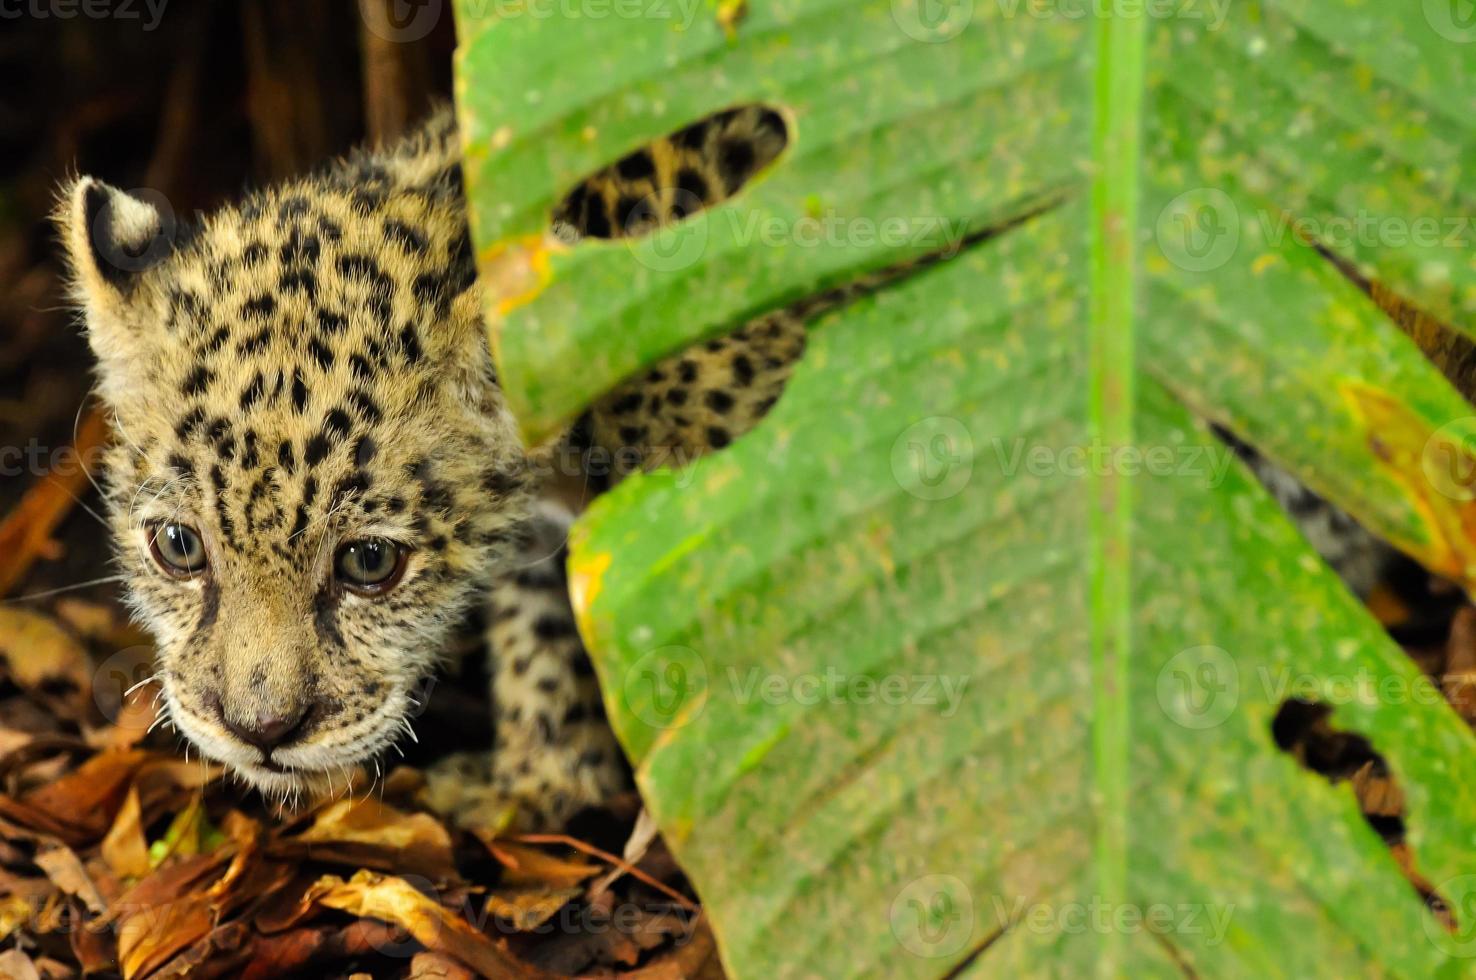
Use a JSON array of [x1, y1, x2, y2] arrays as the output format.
[[165, 685, 417, 802]]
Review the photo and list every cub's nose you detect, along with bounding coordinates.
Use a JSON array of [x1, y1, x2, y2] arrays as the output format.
[[210, 695, 311, 752]]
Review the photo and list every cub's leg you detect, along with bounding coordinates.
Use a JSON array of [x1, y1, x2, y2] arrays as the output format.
[[426, 506, 626, 830]]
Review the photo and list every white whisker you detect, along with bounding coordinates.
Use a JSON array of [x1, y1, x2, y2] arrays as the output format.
[[125, 673, 158, 697], [5, 575, 127, 602]]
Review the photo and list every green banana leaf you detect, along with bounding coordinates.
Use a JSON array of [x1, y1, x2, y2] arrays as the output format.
[[453, 0, 1476, 975]]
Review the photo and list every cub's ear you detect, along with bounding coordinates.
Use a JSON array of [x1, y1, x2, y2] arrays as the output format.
[[55, 178, 179, 389]]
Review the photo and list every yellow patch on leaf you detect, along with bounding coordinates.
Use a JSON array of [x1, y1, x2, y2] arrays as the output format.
[[1342, 380, 1476, 589], [481, 233, 556, 319]]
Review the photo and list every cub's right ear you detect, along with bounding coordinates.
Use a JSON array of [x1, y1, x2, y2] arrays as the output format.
[[55, 178, 180, 388], [56, 177, 178, 302]]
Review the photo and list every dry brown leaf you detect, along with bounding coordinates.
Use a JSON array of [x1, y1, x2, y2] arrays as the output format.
[[278, 798, 456, 881], [407, 951, 479, 979], [111, 851, 230, 922], [0, 609, 91, 720], [305, 869, 557, 979], [507, 835, 697, 913], [0, 894, 37, 943], [483, 886, 583, 932], [101, 787, 151, 879], [116, 896, 214, 980], [15, 750, 151, 843], [532, 889, 704, 977], [478, 838, 601, 890], [0, 729, 35, 761], [147, 921, 251, 979], [617, 916, 722, 980], [239, 919, 407, 979], [112, 843, 246, 980], [68, 906, 118, 976], [34, 845, 106, 917], [0, 949, 42, 980]]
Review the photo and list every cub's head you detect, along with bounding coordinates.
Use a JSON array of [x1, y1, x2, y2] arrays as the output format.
[[57, 139, 531, 798]]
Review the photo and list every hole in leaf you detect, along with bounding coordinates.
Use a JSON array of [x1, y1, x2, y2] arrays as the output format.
[[555, 196, 1067, 497], [1210, 424, 1467, 645], [1271, 698, 1453, 930], [550, 104, 790, 244]]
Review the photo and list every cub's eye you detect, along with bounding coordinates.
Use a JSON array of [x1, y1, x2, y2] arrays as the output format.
[[147, 522, 206, 577], [334, 538, 408, 596]]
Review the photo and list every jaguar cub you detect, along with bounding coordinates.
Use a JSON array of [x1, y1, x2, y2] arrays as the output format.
[[58, 104, 793, 827]]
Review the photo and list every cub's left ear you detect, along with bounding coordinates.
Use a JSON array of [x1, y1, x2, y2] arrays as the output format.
[[55, 178, 181, 388]]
